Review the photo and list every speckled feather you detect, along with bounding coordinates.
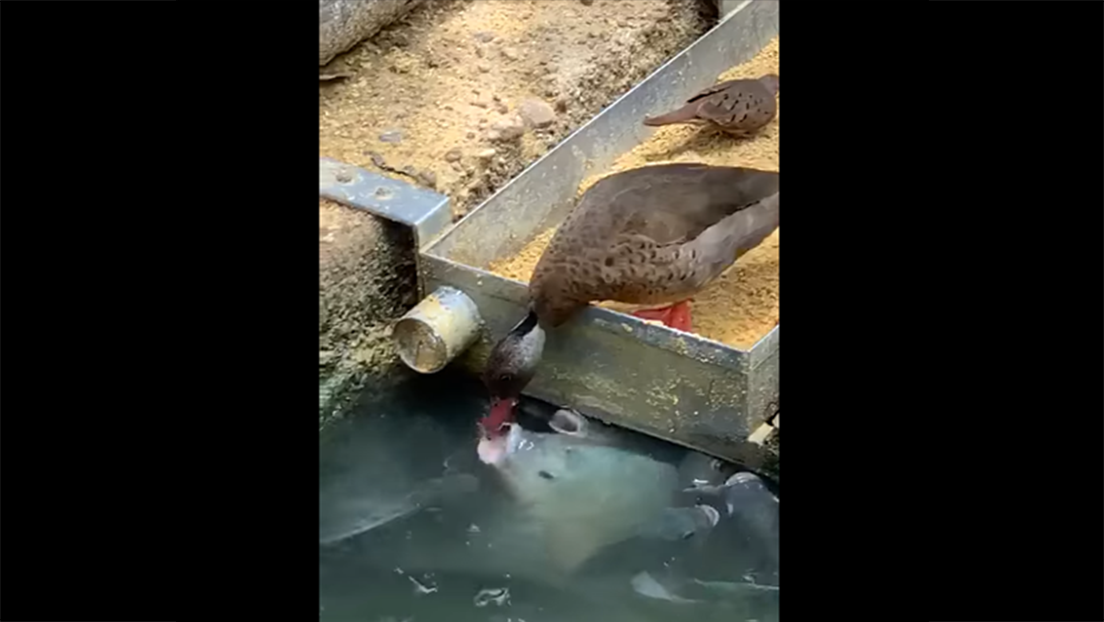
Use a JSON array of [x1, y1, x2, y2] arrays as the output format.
[[643, 74, 779, 136], [529, 163, 779, 328]]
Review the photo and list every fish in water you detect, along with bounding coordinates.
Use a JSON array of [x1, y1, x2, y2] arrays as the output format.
[[321, 406, 778, 621], [676, 450, 740, 490], [475, 408, 722, 573], [622, 471, 779, 622], [690, 471, 780, 576], [629, 569, 779, 621], [319, 472, 479, 546], [329, 408, 720, 591], [318, 397, 485, 547]]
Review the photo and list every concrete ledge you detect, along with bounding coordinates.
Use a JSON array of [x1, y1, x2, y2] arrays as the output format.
[[318, 198, 418, 427]]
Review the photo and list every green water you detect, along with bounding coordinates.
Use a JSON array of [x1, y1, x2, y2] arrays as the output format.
[[319, 371, 779, 622]]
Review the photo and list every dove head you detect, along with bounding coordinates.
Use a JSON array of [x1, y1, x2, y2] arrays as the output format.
[[759, 73, 780, 95]]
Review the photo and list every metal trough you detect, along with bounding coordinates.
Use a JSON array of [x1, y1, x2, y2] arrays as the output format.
[[321, 0, 780, 471]]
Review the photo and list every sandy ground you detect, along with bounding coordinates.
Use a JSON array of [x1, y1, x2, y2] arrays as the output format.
[[320, 0, 710, 219]]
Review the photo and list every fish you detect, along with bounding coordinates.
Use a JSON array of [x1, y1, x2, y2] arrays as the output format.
[[476, 408, 722, 574], [319, 472, 479, 546]]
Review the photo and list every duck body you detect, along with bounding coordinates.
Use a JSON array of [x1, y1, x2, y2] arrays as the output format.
[[481, 162, 779, 437], [531, 162, 780, 328]]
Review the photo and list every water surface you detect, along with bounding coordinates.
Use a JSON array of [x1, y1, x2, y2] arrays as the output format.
[[319, 371, 779, 622]]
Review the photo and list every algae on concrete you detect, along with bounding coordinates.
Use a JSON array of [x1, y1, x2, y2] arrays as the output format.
[[319, 198, 419, 429]]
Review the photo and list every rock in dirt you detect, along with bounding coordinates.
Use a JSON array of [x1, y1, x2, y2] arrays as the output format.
[[487, 116, 525, 142], [416, 170, 438, 190], [444, 148, 463, 162], [319, 0, 428, 66], [518, 98, 557, 129], [379, 129, 403, 143], [368, 152, 388, 169]]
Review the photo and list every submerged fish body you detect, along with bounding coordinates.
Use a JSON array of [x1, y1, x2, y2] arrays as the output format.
[[319, 497, 419, 546], [628, 570, 780, 622], [319, 472, 480, 546], [322, 408, 779, 621], [329, 410, 707, 586], [476, 410, 716, 574]]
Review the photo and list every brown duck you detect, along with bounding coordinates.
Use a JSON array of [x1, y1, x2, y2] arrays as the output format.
[[480, 162, 780, 436], [643, 74, 779, 137]]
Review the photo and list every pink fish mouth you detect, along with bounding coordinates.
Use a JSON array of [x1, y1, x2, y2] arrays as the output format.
[[480, 397, 517, 438], [476, 433, 509, 465], [477, 417, 525, 466]]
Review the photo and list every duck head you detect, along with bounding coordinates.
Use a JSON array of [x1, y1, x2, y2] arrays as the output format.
[[480, 308, 546, 438]]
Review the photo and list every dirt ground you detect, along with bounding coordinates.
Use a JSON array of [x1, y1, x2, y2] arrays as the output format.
[[320, 0, 712, 219]]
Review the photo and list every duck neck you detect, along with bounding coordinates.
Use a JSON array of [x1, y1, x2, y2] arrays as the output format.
[[511, 308, 547, 368]]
